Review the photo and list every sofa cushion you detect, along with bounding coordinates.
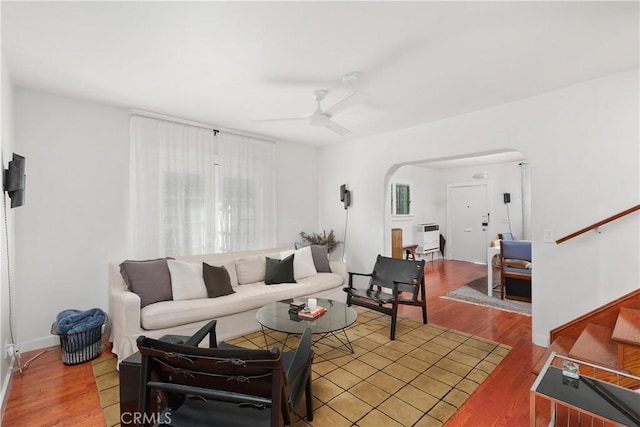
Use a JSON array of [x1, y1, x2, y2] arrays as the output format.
[[504, 266, 532, 277], [235, 255, 267, 285], [501, 241, 532, 261], [140, 272, 345, 330], [265, 255, 296, 285], [202, 263, 235, 298], [167, 260, 208, 301], [119, 258, 173, 308], [281, 246, 317, 280], [503, 259, 532, 269]]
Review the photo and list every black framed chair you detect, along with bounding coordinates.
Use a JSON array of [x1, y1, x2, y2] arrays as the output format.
[[136, 323, 313, 427], [344, 254, 427, 340]]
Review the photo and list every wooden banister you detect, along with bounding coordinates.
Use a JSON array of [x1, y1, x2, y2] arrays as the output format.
[[556, 204, 640, 244]]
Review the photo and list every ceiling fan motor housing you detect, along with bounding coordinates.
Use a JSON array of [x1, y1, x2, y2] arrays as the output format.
[[313, 89, 328, 101]]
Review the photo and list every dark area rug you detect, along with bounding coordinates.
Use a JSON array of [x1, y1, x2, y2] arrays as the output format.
[[441, 276, 531, 316]]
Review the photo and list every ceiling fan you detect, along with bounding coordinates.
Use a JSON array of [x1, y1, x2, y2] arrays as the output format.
[[256, 89, 361, 136]]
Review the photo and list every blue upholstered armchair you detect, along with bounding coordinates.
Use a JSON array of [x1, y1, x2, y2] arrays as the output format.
[[499, 240, 532, 301]]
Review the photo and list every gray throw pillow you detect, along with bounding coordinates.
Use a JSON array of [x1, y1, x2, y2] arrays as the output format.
[[202, 263, 235, 298], [310, 245, 332, 273], [265, 255, 296, 285], [294, 241, 310, 250], [119, 258, 173, 308], [294, 243, 331, 272]]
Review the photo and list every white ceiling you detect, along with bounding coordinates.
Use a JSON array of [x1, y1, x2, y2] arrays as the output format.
[[2, 1, 638, 146]]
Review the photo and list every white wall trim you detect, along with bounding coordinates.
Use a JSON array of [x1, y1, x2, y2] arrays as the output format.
[[16, 336, 59, 354], [0, 358, 14, 422]]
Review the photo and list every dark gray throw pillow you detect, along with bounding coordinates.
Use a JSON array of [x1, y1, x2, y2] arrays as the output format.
[[310, 245, 332, 273], [202, 263, 235, 298], [119, 258, 174, 308], [265, 254, 296, 285]]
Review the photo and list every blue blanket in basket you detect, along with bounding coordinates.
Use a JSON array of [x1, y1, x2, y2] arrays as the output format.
[[55, 308, 106, 335]]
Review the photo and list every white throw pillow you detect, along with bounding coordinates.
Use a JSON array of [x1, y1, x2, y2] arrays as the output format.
[[167, 260, 208, 301], [235, 256, 267, 285], [281, 246, 317, 280]]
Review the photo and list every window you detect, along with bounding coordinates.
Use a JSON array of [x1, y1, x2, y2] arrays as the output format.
[[391, 180, 412, 217], [216, 132, 276, 253], [162, 172, 209, 255], [130, 115, 275, 258]]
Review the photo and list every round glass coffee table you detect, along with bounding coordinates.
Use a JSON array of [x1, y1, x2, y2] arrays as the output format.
[[256, 298, 357, 354]]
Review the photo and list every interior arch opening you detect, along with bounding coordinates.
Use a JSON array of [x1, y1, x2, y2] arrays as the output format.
[[383, 149, 531, 305]]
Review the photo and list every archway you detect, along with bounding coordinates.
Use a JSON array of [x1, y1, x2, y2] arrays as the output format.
[[382, 150, 530, 266]]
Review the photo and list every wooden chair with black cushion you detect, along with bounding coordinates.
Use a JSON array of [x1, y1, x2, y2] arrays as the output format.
[[344, 254, 427, 340], [500, 240, 532, 301], [136, 326, 314, 427]]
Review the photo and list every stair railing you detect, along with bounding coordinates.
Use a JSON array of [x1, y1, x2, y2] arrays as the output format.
[[556, 204, 640, 244]]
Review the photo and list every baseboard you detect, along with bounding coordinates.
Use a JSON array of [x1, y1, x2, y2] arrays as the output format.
[[16, 335, 59, 354], [0, 357, 15, 424], [533, 333, 550, 348]]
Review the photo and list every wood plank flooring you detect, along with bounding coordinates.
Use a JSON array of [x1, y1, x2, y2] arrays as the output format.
[[2, 260, 544, 426]]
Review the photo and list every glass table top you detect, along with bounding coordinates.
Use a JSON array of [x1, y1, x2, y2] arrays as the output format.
[[533, 366, 640, 425], [256, 298, 357, 335]]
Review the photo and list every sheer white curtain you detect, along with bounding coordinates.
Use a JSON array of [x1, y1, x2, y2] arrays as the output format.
[[130, 115, 216, 258], [130, 115, 276, 257], [216, 132, 276, 252]]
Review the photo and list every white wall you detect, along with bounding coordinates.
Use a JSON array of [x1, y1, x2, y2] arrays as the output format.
[[318, 69, 639, 346], [14, 88, 131, 351], [12, 88, 319, 351], [275, 141, 319, 245], [0, 57, 16, 415]]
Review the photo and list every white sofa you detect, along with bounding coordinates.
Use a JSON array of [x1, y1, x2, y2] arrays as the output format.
[[108, 246, 348, 364]]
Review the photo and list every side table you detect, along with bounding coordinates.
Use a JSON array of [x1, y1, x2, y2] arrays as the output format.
[[119, 335, 188, 425], [119, 351, 142, 421]]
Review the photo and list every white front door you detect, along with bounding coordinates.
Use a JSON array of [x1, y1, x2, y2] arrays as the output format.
[[448, 183, 489, 263]]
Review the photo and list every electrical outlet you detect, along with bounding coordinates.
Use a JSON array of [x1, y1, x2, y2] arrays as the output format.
[[5, 343, 16, 359]]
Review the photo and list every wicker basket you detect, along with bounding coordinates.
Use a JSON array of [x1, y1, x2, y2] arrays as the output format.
[[51, 316, 106, 365]]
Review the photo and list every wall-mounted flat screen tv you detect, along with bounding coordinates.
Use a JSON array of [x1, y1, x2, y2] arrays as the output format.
[[4, 153, 26, 208]]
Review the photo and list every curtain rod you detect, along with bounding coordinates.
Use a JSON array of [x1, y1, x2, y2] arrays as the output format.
[[130, 109, 276, 143]]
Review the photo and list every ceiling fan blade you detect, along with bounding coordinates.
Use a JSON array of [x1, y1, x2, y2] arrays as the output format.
[[324, 92, 363, 116], [263, 75, 332, 86], [253, 116, 309, 122], [322, 119, 351, 136]]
